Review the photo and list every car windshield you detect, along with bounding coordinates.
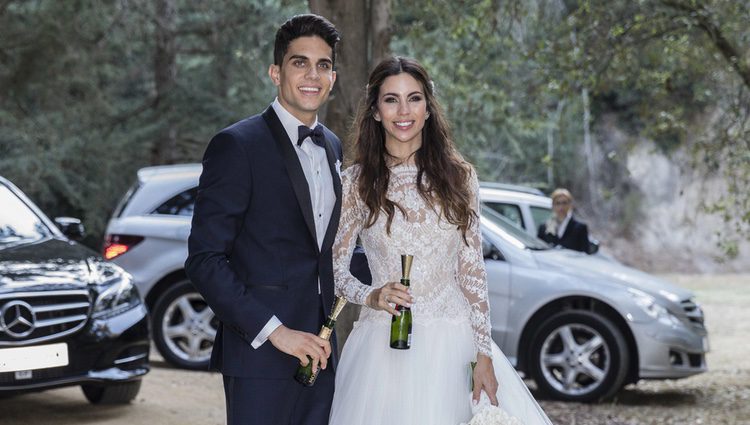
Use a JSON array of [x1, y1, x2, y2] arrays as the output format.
[[0, 183, 52, 250], [480, 205, 550, 250]]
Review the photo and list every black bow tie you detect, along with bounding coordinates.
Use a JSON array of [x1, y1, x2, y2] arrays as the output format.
[[297, 125, 326, 148]]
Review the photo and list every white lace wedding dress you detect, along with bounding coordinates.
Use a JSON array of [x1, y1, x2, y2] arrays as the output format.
[[329, 164, 552, 425]]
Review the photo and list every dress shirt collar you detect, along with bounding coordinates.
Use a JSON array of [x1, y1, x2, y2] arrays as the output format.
[[272, 98, 319, 147]]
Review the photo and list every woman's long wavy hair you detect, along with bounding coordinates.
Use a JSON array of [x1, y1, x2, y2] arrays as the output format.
[[350, 56, 476, 242]]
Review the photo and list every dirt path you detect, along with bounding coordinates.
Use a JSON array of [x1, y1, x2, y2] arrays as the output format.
[[1, 274, 748, 425], [0, 358, 225, 425]]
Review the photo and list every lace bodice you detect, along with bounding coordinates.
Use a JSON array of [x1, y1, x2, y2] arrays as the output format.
[[333, 164, 493, 357]]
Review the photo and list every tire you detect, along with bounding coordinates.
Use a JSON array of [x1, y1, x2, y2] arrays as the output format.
[[527, 310, 629, 402], [81, 380, 141, 404], [151, 279, 216, 370]]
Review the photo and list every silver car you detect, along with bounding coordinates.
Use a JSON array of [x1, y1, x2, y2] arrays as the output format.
[[104, 164, 708, 402], [480, 207, 707, 401]]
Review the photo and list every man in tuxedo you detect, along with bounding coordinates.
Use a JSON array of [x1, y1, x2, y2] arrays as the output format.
[[185, 14, 342, 425], [537, 188, 590, 253]]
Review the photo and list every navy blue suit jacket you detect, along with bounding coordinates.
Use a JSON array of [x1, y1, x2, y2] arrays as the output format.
[[185, 106, 342, 378]]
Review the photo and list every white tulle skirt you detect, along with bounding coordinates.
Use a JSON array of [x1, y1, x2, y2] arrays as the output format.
[[329, 318, 552, 425]]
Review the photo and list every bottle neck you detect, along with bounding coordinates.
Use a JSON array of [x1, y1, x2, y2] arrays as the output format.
[[401, 278, 410, 287]]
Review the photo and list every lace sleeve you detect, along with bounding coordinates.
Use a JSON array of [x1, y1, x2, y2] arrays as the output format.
[[457, 168, 493, 357], [333, 166, 375, 305]]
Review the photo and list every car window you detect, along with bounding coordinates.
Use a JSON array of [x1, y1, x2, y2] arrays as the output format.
[[0, 183, 52, 249], [481, 205, 550, 250], [153, 187, 198, 216], [530, 206, 552, 231], [113, 180, 141, 218], [484, 202, 524, 228]]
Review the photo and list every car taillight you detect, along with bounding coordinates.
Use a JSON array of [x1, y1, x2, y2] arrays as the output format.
[[103, 234, 144, 260]]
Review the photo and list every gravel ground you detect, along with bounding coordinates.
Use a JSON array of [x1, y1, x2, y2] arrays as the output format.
[[1, 273, 748, 425]]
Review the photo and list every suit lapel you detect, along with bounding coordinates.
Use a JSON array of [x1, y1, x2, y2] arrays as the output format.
[[262, 107, 318, 250], [321, 137, 342, 254]]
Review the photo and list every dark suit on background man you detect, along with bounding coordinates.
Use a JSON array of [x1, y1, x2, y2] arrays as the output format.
[[538, 216, 589, 253]]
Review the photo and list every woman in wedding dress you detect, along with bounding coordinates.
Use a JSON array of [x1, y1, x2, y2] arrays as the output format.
[[328, 56, 552, 425]]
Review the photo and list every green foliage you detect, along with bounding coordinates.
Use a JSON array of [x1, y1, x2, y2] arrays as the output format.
[[1, 0, 749, 256], [0, 0, 306, 248], [391, 0, 555, 185]]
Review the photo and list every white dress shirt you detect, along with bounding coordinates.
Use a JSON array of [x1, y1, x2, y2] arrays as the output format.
[[251, 98, 336, 349]]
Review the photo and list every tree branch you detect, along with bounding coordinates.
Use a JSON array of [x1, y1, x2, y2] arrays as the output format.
[[661, 0, 750, 89]]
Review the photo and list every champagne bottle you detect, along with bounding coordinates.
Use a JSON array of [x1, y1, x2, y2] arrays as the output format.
[[390, 254, 413, 349], [294, 297, 347, 386]]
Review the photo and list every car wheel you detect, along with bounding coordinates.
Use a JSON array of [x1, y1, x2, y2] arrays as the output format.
[[152, 279, 216, 370], [528, 310, 629, 402], [81, 381, 141, 404]]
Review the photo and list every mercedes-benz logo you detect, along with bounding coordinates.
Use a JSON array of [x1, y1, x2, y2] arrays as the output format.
[[0, 300, 36, 339]]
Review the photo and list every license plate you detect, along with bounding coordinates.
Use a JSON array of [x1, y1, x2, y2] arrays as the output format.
[[0, 343, 68, 373], [15, 370, 32, 380]]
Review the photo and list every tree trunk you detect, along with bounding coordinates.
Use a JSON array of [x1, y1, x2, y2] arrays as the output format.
[[309, 0, 369, 149], [210, 28, 231, 100], [547, 100, 565, 189], [308, 0, 391, 352], [152, 0, 177, 165], [581, 87, 596, 200], [567, 13, 596, 201], [309, 0, 391, 150], [369, 0, 391, 65]]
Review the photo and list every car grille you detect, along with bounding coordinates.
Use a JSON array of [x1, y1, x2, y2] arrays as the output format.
[[680, 298, 705, 330], [0, 290, 92, 346]]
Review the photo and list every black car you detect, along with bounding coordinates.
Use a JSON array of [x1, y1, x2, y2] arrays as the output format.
[[0, 176, 149, 404]]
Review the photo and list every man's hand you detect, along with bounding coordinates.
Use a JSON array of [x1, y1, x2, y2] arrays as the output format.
[[268, 325, 332, 370], [472, 353, 499, 406]]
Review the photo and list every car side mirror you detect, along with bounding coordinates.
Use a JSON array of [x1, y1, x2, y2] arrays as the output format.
[[587, 238, 600, 255], [482, 239, 505, 261], [54, 217, 85, 240]]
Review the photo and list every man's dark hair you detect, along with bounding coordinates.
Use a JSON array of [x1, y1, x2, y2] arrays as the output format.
[[273, 14, 340, 66]]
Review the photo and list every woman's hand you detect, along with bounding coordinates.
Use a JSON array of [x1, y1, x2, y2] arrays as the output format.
[[472, 353, 499, 406], [365, 281, 413, 316]]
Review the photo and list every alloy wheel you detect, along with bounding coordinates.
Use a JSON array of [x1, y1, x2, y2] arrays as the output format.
[[539, 323, 610, 397], [161, 292, 216, 364]]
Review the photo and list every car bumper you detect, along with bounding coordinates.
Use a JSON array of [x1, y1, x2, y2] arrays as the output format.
[[0, 304, 150, 393], [631, 320, 708, 379]]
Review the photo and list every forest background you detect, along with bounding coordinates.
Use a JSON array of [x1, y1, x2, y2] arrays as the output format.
[[1, 0, 749, 273]]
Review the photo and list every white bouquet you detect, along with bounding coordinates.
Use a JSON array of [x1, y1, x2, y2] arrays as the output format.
[[459, 392, 524, 425]]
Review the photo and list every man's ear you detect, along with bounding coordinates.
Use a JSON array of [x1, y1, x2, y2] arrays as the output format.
[[268, 64, 280, 86], [330, 70, 337, 92]]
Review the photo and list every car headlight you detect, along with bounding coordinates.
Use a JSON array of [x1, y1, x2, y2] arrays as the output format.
[[628, 288, 681, 326], [93, 274, 141, 319]]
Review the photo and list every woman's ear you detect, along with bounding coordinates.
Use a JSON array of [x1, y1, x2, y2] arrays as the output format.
[[373, 111, 381, 122]]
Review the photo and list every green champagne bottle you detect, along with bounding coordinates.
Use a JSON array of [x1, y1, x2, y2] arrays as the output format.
[[390, 254, 414, 349], [294, 297, 347, 386]]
